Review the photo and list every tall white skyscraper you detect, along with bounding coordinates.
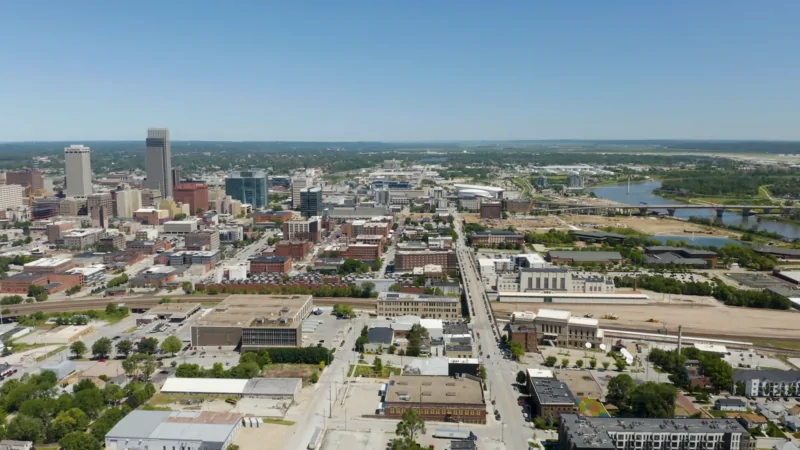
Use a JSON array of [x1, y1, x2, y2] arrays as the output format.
[[64, 145, 92, 197], [292, 177, 308, 210], [143, 128, 173, 199]]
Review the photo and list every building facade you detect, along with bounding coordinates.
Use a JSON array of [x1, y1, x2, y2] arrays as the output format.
[[383, 375, 486, 424], [87, 193, 112, 228], [300, 187, 323, 218], [143, 128, 173, 199], [64, 145, 92, 197], [174, 183, 209, 214], [469, 230, 524, 246], [185, 230, 221, 251], [225, 170, 268, 209], [274, 240, 313, 259], [395, 250, 458, 272], [733, 370, 800, 397], [282, 217, 321, 243], [479, 201, 502, 219], [6, 168, 44, 196], [530, 378, 578, 418], [377, 292, 460, 320], [250, 256, 292, 274], [558, 414, 754, 450]]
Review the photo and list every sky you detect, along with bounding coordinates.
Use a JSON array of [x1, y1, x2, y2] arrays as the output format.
[[1, 1, 799, 141]]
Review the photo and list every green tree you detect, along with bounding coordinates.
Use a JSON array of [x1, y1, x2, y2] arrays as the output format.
[[182, 281, 194, 294], [115, 339, 134, 357], [92, 337, 113, 359], [545, 356, 558, 367], [589, 358, 598, 369], [6, 414, 43, 442], [606, 374, 636, 411], [396, 408, 426, 447], [60, 431, 100, 450], [508, 341, 524, 360], [160, 335, 183, 356], [602, 361, 610, 370], [614, 358, 628, 372], [332, 304, 356, 319], [310, 372, 319, 383], [561, 358, 570, 368], [576, 359, 584, 369], [629, 382, 677, 418], [388, 345, 397, 354], [102, 384, 125, 405], [516, 370, 527, 384], [74, 386, 104, 418], [373, 357, 383, 375], [136, 337, 159, 355], [70, 340, 87, 359]]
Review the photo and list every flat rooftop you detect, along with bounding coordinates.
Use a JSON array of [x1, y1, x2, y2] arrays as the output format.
[[560, 414, 749, 449], [378, 292, 459, 303], [195, 294, 312, 328], [24, 256, 72, 267], [148, 302, 202, 319], [385, 375, 484, 406], [531, 378, 577, 405]]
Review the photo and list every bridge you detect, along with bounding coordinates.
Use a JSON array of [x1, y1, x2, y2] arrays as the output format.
[[538, 203, 800, 217]]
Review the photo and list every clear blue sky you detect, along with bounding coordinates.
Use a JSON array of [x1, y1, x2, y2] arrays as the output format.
[[2, 1, 799, 141]]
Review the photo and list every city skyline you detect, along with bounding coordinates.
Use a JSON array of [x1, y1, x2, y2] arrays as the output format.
[[1, 2, 799, 141]]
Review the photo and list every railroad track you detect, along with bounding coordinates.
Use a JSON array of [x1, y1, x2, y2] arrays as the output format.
[[1, 295, 230, 317]]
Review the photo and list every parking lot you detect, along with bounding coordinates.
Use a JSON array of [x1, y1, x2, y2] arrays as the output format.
[[723, 349, 792, 371], [301, 306, 352, 349]]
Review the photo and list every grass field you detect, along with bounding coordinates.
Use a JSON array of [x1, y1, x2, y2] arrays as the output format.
[[263, 363, 319, 382], [579, 398, 609, 417], [348, 364, 401, 378]]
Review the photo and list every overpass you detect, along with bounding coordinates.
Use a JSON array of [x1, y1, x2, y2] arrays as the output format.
[[539, 202, 800, 217]]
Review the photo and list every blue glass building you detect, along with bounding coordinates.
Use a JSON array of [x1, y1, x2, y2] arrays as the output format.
[[225, 170, 269, 209]]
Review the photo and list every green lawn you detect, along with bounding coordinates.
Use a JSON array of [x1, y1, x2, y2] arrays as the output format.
[[261, 418, 296, 425], [348, 364, 401, 378], [707, 409, 728, 418], [752, 340, 800, 351]]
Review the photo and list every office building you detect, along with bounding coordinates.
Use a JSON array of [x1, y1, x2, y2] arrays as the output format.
[[6, 168, 44, 197], [479, 201, 503, 219], [383, 375, 486, 424], [190, 295, 313, 349], [274, 240, 313, 259], [143, 128, 173, 199], [63, 228, 106, 250], [291, 177, 308, 209], [225, 170, 268, 209], [469, 230, 524, 246], [87, 192, 112, 228], [104, 410, 243, 450], [0, 185, 26, 211], [64, 145, 93, 197], [171, 166, 183, 187], [184, 230, 220, 251], [644, 246, 719, 269], [567, 172, 584, 189], [377, 292, 460, 320], [249, 255, 292, 274], [558, 414, 754, 450], [547, 251, 624, 265], [99, 234, 126, 251], [46, 221, 74, 243], [162, 219, 200, 234], [268, 175, 291, 190], [530, 378, 578, 418], [300, 187, 323, 218], [174, 183, 209, 214], [115, 188, 142, 218], [32, 197, 61, 219], [165, 250, 221, 267], [733, 370, 800, 397], [140, 188, 162, 208]]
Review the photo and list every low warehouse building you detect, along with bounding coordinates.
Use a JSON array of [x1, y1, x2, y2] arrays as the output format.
[[161, 377, 302, 400], [383, 374, 487, 424], [146, 302, 202, 322], [105, 410, 243, 450]]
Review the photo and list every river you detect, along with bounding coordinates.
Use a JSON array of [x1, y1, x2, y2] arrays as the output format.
[[589, 180, 800, 240]]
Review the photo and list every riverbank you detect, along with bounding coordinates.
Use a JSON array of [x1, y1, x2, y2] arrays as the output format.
[[562, 214, 740, 238]]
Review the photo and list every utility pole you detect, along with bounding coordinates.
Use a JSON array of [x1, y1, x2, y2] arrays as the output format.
[[329, 383, 332, 418]]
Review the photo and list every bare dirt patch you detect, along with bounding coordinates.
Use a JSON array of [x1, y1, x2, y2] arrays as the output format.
[[263, 363, 320, 383]]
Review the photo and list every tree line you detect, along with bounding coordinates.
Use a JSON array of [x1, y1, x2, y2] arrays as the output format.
[[606, 375, 677, 418], [648, 347, 733, 393]]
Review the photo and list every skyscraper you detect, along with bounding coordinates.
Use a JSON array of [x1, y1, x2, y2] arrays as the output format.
[[88, 192, 113, 228], [64, 145, 92, 197], [300, 187, 323, 218], [225, 170, 268, 209], [144, 128, 173, 199], [291, 177, 308, 209]]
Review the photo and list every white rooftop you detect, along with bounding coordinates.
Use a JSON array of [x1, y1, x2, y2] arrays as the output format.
[[419, 318, 443, 330], [24, 256, 72, 267], [568, 316, 600, 327], [693, 342, 729, 354], [527, 368, 554, 379], [536, 309, 572, 321], [512, 311, 537, 321]]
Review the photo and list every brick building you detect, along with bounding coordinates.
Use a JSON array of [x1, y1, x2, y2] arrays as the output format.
[[274, 240, 313, 260], [99, 234, 126, 250], [173, 183, 209, 214], [395, 250, 458, 272], [342, 243, 382, 262], [503, 198, 531, 213], [282, 217, 322, 243], [0, 272, 83, 294], [508, 323, 538, 352], [530, 378, 578, 418], [6, 168, 44, 196], [383, 375, 486, 424], [469, 230, 524, 246], [23, 257, 74, 274], [126, 240, 169, 255], [250, 255, 292, 274], [479, 201, 502, 219]]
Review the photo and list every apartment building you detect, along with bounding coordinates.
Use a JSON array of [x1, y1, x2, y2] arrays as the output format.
[[274, 240, 313, 260], [282, 217, 321, 243], [530, 378, 578, 418], [342, 243, 382, 262], [63, 228, 106, 250], [87, 193, 113, 229], [469, 230, 524, 246], [558, 415, 754, 450], [395, 250, 458, 272], [377, 292, 460, 320], [733, 370, 800, 397], [99, 234, 126, 250], [174, 183, 209, 214]]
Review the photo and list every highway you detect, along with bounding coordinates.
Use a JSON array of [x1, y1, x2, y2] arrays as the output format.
[[453, 210, 530, 450]]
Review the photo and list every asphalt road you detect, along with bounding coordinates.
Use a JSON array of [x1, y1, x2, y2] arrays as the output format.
[[453, 211, 530, 450]]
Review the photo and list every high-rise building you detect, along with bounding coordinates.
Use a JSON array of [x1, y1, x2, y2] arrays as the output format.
[[171, 166, 183, 187], [6, 168, 44, 197], [88, 192, 113, 228], [300, 187, 322, 218], [64, 145, 92, 197], [143, 128, 173, 199], [141, 189, 162, 208], [291, 177, 308, 209], [174, 183, 209, 214], [116, 188, 142, 218], [225, 170, 268, 209]]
